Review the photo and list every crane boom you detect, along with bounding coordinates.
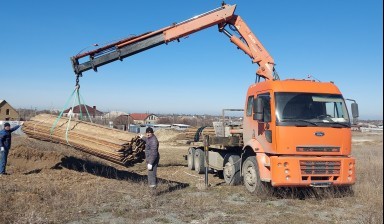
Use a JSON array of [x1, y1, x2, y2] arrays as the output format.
[[71, 3, 276, 80]]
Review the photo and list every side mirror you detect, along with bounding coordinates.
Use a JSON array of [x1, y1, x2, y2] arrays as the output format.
[[351, 102, 359, 125], [253, 98, 264, 121], [351, 102, 359, 118]]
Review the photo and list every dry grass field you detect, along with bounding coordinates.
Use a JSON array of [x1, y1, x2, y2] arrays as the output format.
[[0, 131, 382, 224]]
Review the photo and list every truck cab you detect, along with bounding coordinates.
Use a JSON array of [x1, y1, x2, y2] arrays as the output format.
[[241, 79, 356, 192]]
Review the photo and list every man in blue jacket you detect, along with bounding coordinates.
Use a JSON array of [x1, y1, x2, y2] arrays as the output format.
[[0, 122, 21, 175], [141, 127, 160, 189]]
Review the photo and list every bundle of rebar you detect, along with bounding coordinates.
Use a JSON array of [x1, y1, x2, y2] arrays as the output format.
[[22, 114, 145, 166]]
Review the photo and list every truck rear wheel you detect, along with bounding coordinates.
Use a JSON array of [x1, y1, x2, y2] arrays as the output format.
[[243, 156, 269, 195], [194, 148, 205, 174], [187, 147, 195, 170], [223, 154, 241, 185]]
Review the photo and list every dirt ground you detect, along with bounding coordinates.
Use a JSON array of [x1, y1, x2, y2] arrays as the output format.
[[0, 130, 382, 224]]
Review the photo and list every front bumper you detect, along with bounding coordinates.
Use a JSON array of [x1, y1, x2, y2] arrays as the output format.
[[270, 156, 356, 187]]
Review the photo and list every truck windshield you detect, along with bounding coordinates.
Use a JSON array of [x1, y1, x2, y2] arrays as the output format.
[[275, 93, 351, 127]]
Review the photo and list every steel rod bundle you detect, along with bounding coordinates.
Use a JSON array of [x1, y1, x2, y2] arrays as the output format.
[[22, 114, 145, 166]]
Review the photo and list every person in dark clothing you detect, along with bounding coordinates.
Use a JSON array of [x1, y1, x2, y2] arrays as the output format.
[[0, 122, 22, 175], [141, 127, 160, 188]]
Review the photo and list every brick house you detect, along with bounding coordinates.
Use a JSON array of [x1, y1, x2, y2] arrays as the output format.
[[0, 100, 20, 121], [130, 113, 158, 125]]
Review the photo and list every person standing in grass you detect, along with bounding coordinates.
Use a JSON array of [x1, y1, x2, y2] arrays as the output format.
[[0, 122, 22, 175], [140, 127, 160, 189]]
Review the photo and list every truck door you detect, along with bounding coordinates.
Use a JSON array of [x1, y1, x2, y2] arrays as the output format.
[[255, 93, 274, 152], [243, 92, 274, 153]]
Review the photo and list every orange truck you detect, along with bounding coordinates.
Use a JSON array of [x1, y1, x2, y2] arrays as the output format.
[[71, 3, 358, 194]]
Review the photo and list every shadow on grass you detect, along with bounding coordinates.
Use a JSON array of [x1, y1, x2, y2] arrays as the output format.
[[156, 179, 190, 196], [51, 156, 189, 194], [271, 186, 354, 200], [23, 169, 42, 175]]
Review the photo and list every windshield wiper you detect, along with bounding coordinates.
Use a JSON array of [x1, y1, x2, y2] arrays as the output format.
[[280, 119, 318, 126], [329, 122, 350, 128]]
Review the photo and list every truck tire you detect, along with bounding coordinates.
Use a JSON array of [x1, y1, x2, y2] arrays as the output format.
[[242, 156, 269, 195], [194, 148, 205, 174], [223, 154, 241, 185], [187, 147, 195, 170]]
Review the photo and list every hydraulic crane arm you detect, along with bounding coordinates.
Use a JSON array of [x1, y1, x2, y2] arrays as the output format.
[[220, 15, 276, 80], [71, 3, 277, 80]]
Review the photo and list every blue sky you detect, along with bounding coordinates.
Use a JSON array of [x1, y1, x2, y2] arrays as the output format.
[[0, 0, 382, 119]]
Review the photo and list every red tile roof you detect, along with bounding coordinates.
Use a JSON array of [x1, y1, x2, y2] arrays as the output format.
[[129, 113, 151, 121]]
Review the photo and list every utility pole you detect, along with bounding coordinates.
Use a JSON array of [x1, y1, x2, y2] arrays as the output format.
[[127, 113, 130, 132], [204, 135, 210, 188]]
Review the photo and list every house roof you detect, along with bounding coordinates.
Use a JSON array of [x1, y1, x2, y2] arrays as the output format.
[[0, 100, 18, 114], [0, 100, 16, 111], [129, 113, 156, 121], [172, 124, 191, 127], [113, 114, 133, 123], [64, 105, 103, 115]]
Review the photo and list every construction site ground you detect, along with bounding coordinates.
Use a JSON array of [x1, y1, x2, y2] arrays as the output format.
[[0, 130, 382, 223]]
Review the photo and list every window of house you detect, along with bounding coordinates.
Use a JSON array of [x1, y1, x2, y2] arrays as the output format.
[[6, 109, 10, 115]]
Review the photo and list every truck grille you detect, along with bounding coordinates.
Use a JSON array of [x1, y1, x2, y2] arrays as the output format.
[[296, 146, 340, 152], [300, 161, 341, 175]]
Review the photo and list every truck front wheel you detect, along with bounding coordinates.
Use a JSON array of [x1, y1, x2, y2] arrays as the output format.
[[243, 156, 268, 195], [223, 154, 241, 185]]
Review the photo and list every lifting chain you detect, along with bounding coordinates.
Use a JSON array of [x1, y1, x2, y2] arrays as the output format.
[[75, 75, 81, 89]]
